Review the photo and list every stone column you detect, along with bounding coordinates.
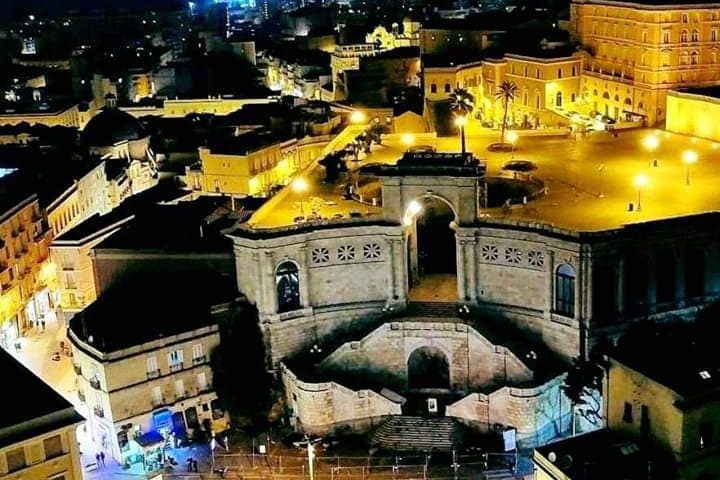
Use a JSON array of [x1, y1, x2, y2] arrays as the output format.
[[466, 237, 478, 303], [616, 256, 624, 316], [674, 247, 686, 309], [545, 250, 555, 318], [298, 246, 311, 308], [456, 237, 467, 302], [387, 238, 397, 301], [263, 250, 277, 315], [647, 254, 657, 314], [392, 237, 407, 303]]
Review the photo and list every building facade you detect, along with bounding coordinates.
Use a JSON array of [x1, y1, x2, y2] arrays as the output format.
[[570, 0, 720, 125]]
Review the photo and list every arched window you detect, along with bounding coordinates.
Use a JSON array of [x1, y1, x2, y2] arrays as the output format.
[[557, 68, 563, 79], [692, 29, 699, 42], [680, 51, 689, 65], [444, 83, 451, 93], [682, 13, 688, 23], [556, 91, 563, 107], [681, 30, 688, 42], [691, 51, 699, 65], [276, 261, 301, 313], [555, 264, 576, 317]]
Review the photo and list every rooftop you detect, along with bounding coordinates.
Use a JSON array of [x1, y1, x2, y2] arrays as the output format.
[[0, 349, 83, 449], [68, 271, 237, 354], [535, 429, 674, 480], [575, 0, 720, 7], [206, 128, 295, 155], [674, 86, 720, 99]]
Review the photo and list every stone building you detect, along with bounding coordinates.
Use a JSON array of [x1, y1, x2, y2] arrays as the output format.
[[569, 0, 720, 125], [0, 348, 84, 480], [68, 272, 234, 469]]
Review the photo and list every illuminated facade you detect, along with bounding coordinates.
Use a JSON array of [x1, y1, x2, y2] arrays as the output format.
[[570, 0, 720, 125], [666, 87, 720, 141]]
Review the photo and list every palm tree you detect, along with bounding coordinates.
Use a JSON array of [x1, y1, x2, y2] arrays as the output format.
[[495, 81, 518, 144], [449, 88, 475, 155]]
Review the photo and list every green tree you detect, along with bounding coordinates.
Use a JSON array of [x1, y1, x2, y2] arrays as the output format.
[[562, 356, 605, 428], [449, 88, 474, 154], [495, 81, 518, 144], [211, 302, 273, 431]]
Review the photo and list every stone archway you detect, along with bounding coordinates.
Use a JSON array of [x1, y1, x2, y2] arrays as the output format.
[[405, 195, 458, 300], [407, 346, 451, 389]]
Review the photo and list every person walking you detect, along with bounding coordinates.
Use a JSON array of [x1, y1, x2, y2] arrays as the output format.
[[193, 459, 199, 472], [95, 453, 102, 470], [41, 319, 46, 331], [99, 451, 105, 468], [187, 457, 193, 472]]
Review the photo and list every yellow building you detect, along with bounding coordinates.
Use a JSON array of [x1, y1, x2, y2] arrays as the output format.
[[607, 355, 720, 480], [0, 102, 84, 129], [666, 87, 720, 141], [423, 49, 582, 130], [570, 0, 720, 125], [0, 348, 84, 480], [68, 273, 233, 470], [193, 132, 326, 197]]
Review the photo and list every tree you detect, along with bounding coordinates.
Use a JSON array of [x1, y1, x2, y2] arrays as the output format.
[[210, 302, 273, 431], [449, 88, 474, 155], [495, 81, 518, 144]]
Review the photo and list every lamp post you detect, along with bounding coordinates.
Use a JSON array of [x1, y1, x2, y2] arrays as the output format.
[[507, 131, 518, 159], [401, 133, 415, 152], [292, 177, 309, 216], [634, 174, 647, 212], [643, 134, 659, 167], [454, 115, 467, 155], [350, 110, 366, 124], [682, 149, 698, 186]]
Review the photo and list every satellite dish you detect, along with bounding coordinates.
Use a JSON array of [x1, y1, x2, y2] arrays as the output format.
[[548, 451, 557, 463]]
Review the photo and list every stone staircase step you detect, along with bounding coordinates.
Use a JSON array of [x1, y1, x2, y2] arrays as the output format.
[[406, 302, 459, 318], [373, 416, 458, 452]]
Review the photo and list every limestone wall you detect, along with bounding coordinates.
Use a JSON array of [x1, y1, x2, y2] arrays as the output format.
[[447, 375, 573, 447], [281, 363, 402, 435], [318, 321, 533, 393]]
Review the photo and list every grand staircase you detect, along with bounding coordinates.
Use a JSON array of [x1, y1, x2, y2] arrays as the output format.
[[373, 416, 458, 452], [405, 302, 459, 318]]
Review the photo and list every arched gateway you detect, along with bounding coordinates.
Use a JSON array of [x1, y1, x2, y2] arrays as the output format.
[[407, 346, 451, 389]]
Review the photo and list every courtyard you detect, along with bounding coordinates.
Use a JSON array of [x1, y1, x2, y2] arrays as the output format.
[[248, 128, 720, 232]]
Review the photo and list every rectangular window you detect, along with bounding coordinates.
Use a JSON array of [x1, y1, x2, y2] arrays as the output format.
[[175, 379, 185, 398], [168, 350, 183, 372], [6, 447, 26, 472], [192, 344, 204, 364], [152, 385, 162, 405], [43, 435, 64, 459], [147, 356, 159, 378], [713, 30, 718, 42], [623, 402, 633, 423], [663, 31, 670, 43], [198, 372, 207, 391]]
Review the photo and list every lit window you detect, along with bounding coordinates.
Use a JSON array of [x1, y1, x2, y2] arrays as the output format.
[[700, 370, 712, 380]]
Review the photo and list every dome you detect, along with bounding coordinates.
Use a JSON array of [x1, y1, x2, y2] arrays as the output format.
[[82, 108, 146, 147]]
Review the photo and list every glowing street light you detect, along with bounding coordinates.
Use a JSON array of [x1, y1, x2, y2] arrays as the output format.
[[682, 149, 698, 185], [292, 177, 309, 215], [643, 134, 660, 167], [403, 200, 424, 226], [634, 174, 648, 212], [350, 111, 366, 124], [454, 115, 468, 156], [507, 131, 518, 159], [401, 133, 415, 151]]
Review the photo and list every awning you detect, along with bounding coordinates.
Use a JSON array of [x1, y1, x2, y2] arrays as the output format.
[[136, 431, 165, 448]]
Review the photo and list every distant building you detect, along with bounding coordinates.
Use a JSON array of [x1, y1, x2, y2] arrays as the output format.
[[68, 272, 235, 469], [570, 0, 720, 125], [666, 87, 720, 142], [0, 348, 84, 480]]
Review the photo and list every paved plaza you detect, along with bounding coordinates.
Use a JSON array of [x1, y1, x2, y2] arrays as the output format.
[[249, 128, 720, 232]]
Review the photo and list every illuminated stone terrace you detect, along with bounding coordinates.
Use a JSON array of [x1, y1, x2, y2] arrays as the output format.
[[245, 128, 720, 233]]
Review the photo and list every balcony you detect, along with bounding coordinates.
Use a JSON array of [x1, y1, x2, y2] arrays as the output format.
[[192, 355, 206, 365], [169, 362, 183, 373], [93, 405, 104, 418], [89, 376, 101, 390], [146, 369, 161, 379], [72, 363, 82, 375]]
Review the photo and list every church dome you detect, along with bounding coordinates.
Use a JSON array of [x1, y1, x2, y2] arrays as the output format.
[[82, 108, 146, 147]]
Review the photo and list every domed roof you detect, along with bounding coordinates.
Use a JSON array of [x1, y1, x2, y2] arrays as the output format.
[[82, 108, 146, 147]]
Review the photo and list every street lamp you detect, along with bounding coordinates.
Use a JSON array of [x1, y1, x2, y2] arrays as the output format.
[[454, 115, 468, 156], [507, 131, 518, 159], [292, 177, 309, 216], [634, 174, 648, 212], [682, 149, 698, 186], [350, 111, 366, 124], [643, 134, 659, 167], [401, 133, 415, 152]]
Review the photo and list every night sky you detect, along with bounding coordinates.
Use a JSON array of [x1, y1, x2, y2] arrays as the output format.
[[4, 0, 186, 21]]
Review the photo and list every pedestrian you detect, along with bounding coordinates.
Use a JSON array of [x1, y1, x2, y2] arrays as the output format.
[[13, 341, 20, 353], [95, 453, 102, 469], [193, 459, 199, 472], [187, 457, 193, 472], [41, 319, 46, 331], [99, 451, 105, 467]]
